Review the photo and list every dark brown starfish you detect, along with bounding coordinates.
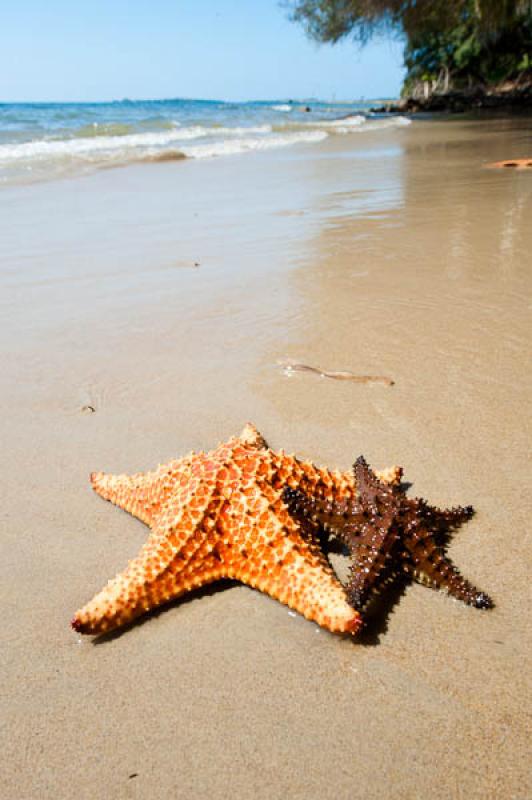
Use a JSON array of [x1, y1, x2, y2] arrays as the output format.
[[283, 456, 493, 613]]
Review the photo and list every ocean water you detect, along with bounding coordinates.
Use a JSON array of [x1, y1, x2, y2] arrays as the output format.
[[0, 98, 410, 185]]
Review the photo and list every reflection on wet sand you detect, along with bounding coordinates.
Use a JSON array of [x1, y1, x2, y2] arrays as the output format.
[[262, 119, 531, 459]]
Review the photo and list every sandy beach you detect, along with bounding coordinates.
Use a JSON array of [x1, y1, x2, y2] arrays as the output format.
[[1, 116, 531, 799]]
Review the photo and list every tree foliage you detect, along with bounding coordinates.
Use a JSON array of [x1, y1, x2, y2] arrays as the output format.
[[289, 0, 532, 93], [404, 10, 532, 93]]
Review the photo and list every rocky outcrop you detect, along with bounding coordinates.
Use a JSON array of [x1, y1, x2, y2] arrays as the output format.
[[372, 80, 532, 114]]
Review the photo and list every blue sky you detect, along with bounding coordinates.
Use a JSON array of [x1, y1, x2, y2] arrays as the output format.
[[1, 1, 404, 102]]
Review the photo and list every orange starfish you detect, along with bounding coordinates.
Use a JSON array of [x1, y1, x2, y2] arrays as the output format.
[[72, 424, 400, 636]]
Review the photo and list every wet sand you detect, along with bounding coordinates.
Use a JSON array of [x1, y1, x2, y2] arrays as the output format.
[[1, 117, 531, 799]]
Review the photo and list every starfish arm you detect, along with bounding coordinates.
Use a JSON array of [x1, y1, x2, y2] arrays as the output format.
[[71, 505, 229, 635], [353, 455, 400, 511], [220, 490, 361, 634], [75, 462, 235, 634], [345, 515, 400, 611], [90, 455, 195, 527], [431, 504, 475, 531], [282, 487, 365, 541], [231, 549, 361, 634], [71, 548, 225, 636], [437, 504, 474, 523], [88, 423, 270, 528], [407, 530, 494, 609]]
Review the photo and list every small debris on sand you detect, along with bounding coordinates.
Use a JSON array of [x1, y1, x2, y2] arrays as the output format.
[[277, 359, 394, 386], [486, 158, 532, 170]]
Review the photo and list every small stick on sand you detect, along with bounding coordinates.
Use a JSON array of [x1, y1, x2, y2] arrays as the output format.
[[277, 359, 394, 386]]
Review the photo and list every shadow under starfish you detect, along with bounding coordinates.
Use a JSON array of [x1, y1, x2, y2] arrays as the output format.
[[283, 456, 494, 616]]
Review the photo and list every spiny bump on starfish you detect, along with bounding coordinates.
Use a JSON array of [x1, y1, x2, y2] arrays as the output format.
[[283, 455, 493, 614], [72, 424, 402, 637]]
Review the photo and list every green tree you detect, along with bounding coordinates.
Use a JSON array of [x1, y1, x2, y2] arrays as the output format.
[[289, 0, 532, 95]]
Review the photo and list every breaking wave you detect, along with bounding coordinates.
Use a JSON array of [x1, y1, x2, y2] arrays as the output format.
[[0, 98, 411, 185]]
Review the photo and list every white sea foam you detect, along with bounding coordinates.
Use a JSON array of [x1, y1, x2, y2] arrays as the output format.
[[320, 114, 366, 127], [304, 114, 411, 133], [272, 104, 292, 112], [0, 127, 328, 182], [181, 130, 328, 159], [371, 115, 412, 127], [0, 125, 273, 163]]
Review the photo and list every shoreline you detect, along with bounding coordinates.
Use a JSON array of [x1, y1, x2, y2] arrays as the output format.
[[0, 98, 400, 188], [1, 117, 531, 799]]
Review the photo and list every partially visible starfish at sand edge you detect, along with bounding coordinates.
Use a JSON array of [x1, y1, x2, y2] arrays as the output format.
[[284, 456, 493, 614], [72, 424, 402, 636]]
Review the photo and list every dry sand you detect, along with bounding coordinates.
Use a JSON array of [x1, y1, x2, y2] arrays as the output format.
[[1, 116, 531, 799]]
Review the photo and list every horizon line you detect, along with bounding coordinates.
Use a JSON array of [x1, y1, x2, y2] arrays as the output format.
[[0, 94, 397, 106]]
